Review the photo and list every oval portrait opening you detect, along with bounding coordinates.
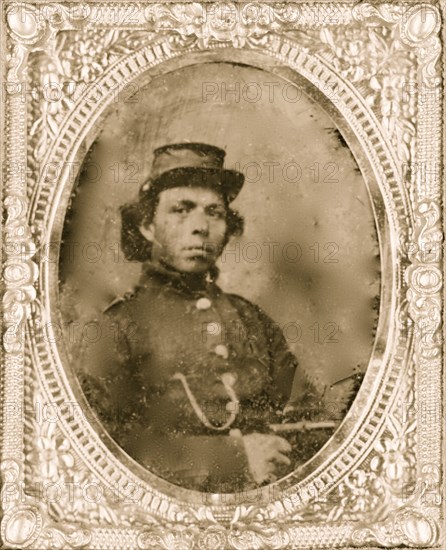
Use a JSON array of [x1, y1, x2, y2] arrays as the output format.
[[58, 62, 381, 493]]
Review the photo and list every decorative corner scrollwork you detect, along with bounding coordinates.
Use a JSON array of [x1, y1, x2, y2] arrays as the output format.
[[399, 4, 441, 88], [0, 434, 92, 549], [0, 458, 89, 550], [6, 3, 74, 83], [351, 506, 439, 548]]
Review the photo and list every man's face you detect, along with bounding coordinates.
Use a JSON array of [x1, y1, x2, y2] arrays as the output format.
[[139, 186, 228, 273]]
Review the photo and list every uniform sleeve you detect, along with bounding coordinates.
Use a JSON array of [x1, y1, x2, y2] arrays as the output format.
[[263, 315, 298, 405], [266, 318, 322, 420], [74, 303, 142, 439], [253, 309, 324, 432], [227, 293, 321, 419]]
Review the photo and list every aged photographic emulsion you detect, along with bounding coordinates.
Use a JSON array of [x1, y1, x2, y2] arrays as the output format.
[[58, 63, 380, 494], [1, 2, 444, 549]]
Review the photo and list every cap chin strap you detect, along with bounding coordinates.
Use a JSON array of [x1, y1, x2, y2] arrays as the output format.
[[172, 372, 239, 431]]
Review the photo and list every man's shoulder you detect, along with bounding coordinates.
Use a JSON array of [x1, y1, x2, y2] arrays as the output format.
[[225, 292, 273, 322], [101, 282, 162, 319], [102, 288, 141, 316]]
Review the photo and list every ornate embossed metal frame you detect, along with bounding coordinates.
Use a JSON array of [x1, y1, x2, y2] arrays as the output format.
[[1, 2, 444, 548]]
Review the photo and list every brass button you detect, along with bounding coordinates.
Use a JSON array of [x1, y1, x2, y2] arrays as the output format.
[[214, 344, 229, 359], [196, 297, 212, 310], [206, 322, 221, 335]]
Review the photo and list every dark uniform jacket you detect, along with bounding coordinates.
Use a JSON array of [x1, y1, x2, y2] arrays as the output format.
[[77, 261, 318, 492]]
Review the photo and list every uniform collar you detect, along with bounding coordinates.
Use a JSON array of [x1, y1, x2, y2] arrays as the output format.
[[139, 260, 221, 296]]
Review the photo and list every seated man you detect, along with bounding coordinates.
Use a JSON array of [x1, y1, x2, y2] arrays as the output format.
[[76, 143, 320, 492]]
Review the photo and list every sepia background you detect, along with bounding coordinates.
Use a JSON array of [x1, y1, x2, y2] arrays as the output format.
[[59, 63, 380, 417]]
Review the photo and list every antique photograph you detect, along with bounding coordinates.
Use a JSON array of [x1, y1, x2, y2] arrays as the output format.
[[1, 2, 443, 549], [59, 63, 380, 494]]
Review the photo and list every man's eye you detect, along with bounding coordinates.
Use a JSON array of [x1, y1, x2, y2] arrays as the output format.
[[171, 206, 188, 214], [208, 209, 225, 219]]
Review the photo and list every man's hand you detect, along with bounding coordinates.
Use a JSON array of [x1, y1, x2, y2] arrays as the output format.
[[241, 433, 292, 485]]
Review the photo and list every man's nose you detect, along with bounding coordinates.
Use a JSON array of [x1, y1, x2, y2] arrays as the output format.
[[190, 209, 209, 234]]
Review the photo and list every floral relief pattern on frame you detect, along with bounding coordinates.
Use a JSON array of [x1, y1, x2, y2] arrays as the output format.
[[1, 2, 443, 549]]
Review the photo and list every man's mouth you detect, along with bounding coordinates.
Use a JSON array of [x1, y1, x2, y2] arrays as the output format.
[[182, 245, 217, 263], [184, 244, 215, 253]]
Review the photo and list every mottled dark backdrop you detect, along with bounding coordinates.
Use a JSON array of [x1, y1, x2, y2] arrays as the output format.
[[60, 63, 380, 414]]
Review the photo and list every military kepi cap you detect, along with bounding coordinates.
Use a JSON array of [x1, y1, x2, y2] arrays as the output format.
[[140, 143, 244, 203]]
